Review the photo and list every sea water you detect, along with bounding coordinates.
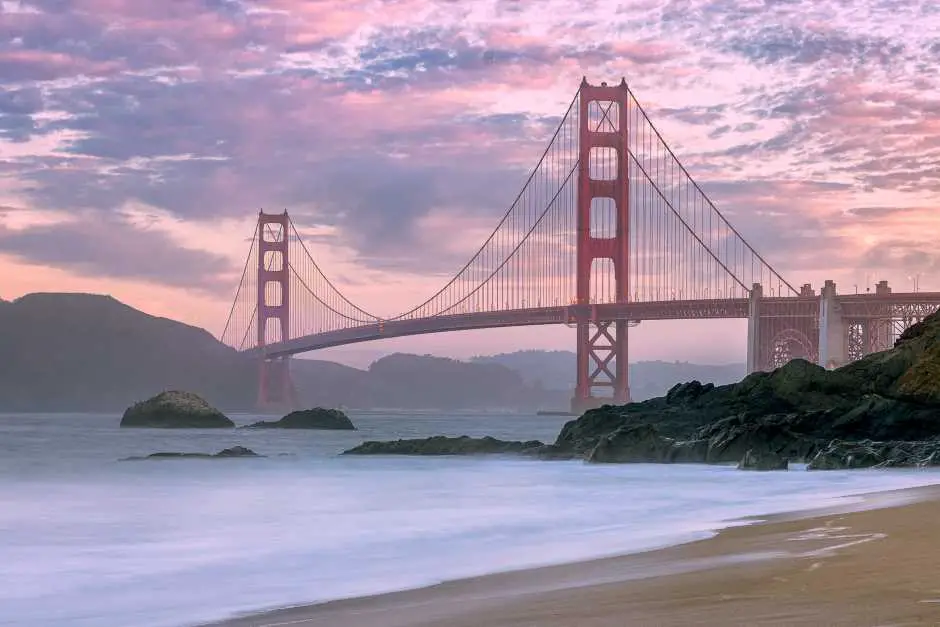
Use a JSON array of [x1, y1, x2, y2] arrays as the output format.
[[2, 411, 940, 627]]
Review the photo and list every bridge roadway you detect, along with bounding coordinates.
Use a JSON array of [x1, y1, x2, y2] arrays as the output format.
[[251, 291, 940, 359]]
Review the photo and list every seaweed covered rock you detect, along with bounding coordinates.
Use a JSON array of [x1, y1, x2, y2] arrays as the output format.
[[343, 435, 543, 456], [808, 439, 940, 470], [120, 391, 234, 428], [587, 424, 679, 463], [586, 424, 706, 464], [122, 446, 261, 461], [692, 414, 821, 463], [586, 419, 814, 466], [246, 408, 356, 430]]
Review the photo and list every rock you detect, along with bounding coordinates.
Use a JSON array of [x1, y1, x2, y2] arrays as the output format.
[[826, 394, 940, 442], [666, 380, 715, 403], [120, 391, 234, 428], [587, 424, 702, 463], [214, 446, 260, 457], [845, 309, 940, 403], [342, 435, 544, 456], [122, 446, 261, 461], [549, 312, 940, 460], [246, 408, 356, 430], [738, 449, 788, 471], [341, 314, 940, 469], [586, 421, 808, 466], [692, 414, 820, 464], [808, 439, 940, 470]]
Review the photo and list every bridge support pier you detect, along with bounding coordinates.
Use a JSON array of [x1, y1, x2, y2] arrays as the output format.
[[258, 356, 297, 412], [818, 280, 847, 369], [746, 283, 763, 374], [570, 78, 632, 415]]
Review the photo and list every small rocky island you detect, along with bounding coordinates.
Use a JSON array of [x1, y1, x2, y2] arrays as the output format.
[[345, 435, 542, 456], [245, 408, 356, 430], [121, 446, 261, 461], [343, 311, 940, 470], [120, 391, 234, 428]]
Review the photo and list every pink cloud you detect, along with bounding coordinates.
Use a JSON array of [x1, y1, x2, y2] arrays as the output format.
[[0, 49, 123, 80], [1, 0, 939, 366]]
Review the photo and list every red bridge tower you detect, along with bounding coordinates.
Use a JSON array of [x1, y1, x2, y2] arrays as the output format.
[[571, 78, 631, 414], [256, 211, 296, 411]]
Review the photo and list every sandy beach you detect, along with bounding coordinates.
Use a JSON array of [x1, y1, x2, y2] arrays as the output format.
[[210, 484, 940, 627]]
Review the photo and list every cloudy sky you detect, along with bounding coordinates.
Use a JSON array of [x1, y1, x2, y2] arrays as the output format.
[[1, 0, 938, 366]]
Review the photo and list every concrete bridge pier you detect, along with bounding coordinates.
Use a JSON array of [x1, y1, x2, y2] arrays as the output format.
[[818, 280, 847, 369], [746, 283, 762, 375], [258, 356, 297, 413], [872, 280, 895, 349]]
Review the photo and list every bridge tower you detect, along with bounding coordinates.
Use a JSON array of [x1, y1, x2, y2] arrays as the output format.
[[571, 78, 631, 414], [256, 211, 296, 411]]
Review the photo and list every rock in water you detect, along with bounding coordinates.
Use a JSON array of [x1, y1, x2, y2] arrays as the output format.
[[122, 446, 261, 461], [343, 435, 544, 456], [214, 446, 259, 457], [245, 408, 356, 430], [120, 391, 234, 428], [738, 449, 789, 471]]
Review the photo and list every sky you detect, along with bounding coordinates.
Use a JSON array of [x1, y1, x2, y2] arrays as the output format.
[[0, 0, 938, 367]]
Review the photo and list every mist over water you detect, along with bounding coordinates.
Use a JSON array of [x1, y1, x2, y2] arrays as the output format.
[[3, 412, 940, 627]]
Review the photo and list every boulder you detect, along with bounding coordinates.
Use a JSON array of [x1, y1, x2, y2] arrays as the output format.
[[343, 435, 544, 456], [246, 408, 356, 430], [122, 446, 261, 461], [808, 439, 940, 470], [120, 391, 234, 428], [738, 449, 788, 471]]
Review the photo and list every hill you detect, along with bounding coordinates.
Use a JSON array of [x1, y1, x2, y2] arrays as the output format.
[[0, 293, 256, 411], [0, 293, 563, 412], [362, 353, 566, 410], [472, 350, 746, 400]]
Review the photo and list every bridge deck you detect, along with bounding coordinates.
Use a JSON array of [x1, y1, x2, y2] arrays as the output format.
[[249, 292, 940, 358]]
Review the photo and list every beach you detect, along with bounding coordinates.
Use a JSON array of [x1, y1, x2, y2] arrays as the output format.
[[213, 485, 940, 627]]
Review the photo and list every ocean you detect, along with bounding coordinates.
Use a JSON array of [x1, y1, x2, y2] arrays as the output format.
[[3, 411, 940, 627]]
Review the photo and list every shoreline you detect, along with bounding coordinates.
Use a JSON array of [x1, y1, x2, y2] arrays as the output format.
[[207, 482, 940, 627]]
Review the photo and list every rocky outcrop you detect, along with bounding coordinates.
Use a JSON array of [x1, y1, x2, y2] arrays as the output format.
[[691, 414, 820, 463], [585, 421, 812, 466], [343, 435, 544, 456], [738, 450, 789, 471], [122, 446, 261, 461], [336, 313, 940, 469], [550, 310, 940, 462], [246, 408, 356, 430], [120, 391, 234, 428], [807, 440, 940, 470], [586, 425, 703, 464]]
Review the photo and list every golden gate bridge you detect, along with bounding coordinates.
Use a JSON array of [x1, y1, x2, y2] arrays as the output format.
[[220, 78, 940, 413]]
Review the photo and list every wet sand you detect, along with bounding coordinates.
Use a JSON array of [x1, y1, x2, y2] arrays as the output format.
[[211, 484, 940, 627]]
